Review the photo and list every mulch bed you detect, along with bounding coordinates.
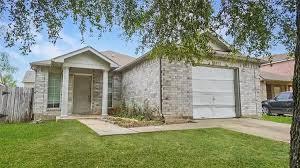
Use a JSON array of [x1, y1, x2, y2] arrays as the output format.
[[106, 116, 164, 128]]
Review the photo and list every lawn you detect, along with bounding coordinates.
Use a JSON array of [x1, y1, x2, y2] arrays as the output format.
[[0, 120, 289, 168], [262, 115, 292, 124]]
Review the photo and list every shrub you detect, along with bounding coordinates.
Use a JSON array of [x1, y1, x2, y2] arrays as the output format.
[[110, 100, 164, 122]]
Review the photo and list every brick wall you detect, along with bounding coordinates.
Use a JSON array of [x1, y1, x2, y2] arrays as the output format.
[[239, 65, 261, 116], [33, 66, 104, 119], [160, 59, 261, 118], [161, 59, 193, 119], [33, 66, 49, 116], [121, 58, 160, 111], [91, 69, 102, 114], [112, 72, 122, 107]]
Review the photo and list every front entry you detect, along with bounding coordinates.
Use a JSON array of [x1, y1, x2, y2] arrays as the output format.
[[73, 75, 92, 114]]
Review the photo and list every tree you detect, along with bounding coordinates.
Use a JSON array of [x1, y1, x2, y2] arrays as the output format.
[[1, 74, 16, 87], [0, 52, 17, 87], [0, 0, 298, 166]]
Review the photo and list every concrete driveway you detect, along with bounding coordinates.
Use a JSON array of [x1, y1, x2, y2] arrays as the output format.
[[213, 118, 290, 143], [78, 118, 290, 143]]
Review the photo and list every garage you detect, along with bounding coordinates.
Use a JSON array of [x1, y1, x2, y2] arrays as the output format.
[[192, 66, 237, 119]]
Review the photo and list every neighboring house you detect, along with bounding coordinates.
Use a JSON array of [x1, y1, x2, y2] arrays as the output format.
[[22, 70, 36, 88], [260, 54, 294, 100], [29, 41, 261, 121]]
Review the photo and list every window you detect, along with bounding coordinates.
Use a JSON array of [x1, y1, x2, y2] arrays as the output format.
[[276, 92, 291, 101], [47, 73, 61, 108], [108, 74, 112, 108]]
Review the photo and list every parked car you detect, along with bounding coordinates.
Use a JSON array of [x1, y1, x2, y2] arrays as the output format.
[[262, 91, 293, 115]]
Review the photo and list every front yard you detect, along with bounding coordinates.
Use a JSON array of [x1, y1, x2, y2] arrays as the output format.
[[262, 115, 292, 124], [0, 120, 289, 168]]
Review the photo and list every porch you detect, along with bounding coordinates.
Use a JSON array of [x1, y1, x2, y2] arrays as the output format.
[[60, 67, 110, 117], [31, 47, 118, 120]]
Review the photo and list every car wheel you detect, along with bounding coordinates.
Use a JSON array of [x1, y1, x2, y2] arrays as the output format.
[[262, 106, 271, 115]]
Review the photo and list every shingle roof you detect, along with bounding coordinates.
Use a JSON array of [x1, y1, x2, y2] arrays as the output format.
[[262, 53, 294, 63], [100, 50, 136, 66], [260, 70, 292, 82], [30, 60, 52, 66], [22, 70, 35, 83], [30, 47, 135, 67]]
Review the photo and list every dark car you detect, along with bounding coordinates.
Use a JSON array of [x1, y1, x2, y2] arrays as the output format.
[[262, 91, 293, 115]]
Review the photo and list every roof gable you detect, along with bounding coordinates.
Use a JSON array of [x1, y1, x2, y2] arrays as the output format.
[[64, 51, 111, 70], [208, 32, 232, 52], [52, 46, 118, 67], [22, 70, 35, 83]]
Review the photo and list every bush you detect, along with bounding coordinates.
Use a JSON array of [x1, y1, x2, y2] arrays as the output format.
[[109, 100, 164, 122]]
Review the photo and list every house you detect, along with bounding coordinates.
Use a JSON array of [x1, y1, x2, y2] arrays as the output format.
[[29, 41, 261, 121], [22, 70, 35, 88], [260, 54, 294, 100]]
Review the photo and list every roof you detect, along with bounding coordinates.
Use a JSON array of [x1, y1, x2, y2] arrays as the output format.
[[30, 60, 52, 66], [116, 50, 263, 72], [22, 70, 35, 83], [100, 50, 136, 66], [31, 46, 120, 67], [262, 53, 294, 63], [260, 71, 292, 82]]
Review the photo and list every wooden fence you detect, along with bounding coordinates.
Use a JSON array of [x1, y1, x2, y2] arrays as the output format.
[[0, 86, 34, 122]]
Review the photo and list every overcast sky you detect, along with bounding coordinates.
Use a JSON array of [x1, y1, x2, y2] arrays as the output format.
[[1, 18, 288, 86]]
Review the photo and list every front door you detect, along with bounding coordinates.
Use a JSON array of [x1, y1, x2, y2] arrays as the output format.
[[73, 75, 92, 114]]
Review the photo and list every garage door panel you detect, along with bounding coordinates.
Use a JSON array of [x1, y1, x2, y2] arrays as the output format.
[[193, 106, 236, 119], [192, 80, 234, 93], [193, 107, 214, 118], [192, 66, 236, 119], [193, 92, 235, 106], [192, 66, 234, 80]]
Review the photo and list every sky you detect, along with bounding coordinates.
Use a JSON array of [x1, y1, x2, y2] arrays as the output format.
[[0, 22, 143, 86], [1, 17, 288, 87]]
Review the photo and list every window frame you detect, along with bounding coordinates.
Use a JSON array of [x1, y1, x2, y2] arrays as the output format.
[[47, 72, 62, 109]]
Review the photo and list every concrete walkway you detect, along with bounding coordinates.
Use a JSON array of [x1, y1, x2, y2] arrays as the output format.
[[78, 118, 291, 143]]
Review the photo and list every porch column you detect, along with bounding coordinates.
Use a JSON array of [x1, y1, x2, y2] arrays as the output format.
[[101, 70, 108, 117], [61, 66, 69, 117]]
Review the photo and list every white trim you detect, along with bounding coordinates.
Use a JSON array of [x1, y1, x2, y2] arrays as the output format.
[[52, 46, 119, 67], [101, 70, 108, 117], [72, 73, 92, 76], [91, 72, 94, 111], [61, 67, 69, 116]]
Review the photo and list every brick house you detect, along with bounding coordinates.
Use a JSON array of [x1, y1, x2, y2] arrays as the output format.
[[260, 54, 294, 100], [28, 38, 261, 121]]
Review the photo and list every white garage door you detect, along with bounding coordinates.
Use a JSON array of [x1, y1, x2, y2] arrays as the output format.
[[192, 66, 236, 119]]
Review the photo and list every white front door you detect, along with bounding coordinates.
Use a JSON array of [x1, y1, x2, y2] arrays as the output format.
[[192, 66, 236, 119], [73, 75, 92, 114]]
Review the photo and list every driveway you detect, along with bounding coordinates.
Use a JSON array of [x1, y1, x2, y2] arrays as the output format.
[[78, 118, 290, 143], [215, 118, 290, 143]]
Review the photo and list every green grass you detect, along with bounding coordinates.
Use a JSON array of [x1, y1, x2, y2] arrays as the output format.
[[262, 115, 292, 124], [0, 120, 289, 168]]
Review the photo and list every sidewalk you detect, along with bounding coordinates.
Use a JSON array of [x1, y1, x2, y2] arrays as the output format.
[[78, 118, 290, 143]]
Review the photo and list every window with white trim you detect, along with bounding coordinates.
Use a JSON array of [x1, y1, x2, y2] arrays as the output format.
[[47, 73, 61, 108]]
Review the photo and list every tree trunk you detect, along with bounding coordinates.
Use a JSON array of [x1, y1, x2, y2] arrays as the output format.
[[290, 0, 300, 167]]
